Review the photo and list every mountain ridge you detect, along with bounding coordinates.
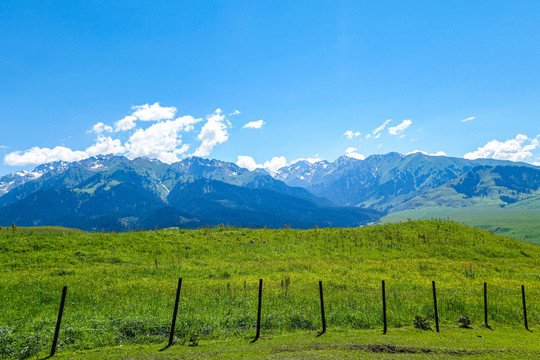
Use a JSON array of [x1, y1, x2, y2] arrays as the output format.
[[1, 152, 538, 232], [0, 155, 380, 231]]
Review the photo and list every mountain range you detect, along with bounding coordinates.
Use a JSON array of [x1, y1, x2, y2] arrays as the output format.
[[0, 152, 539, 232]]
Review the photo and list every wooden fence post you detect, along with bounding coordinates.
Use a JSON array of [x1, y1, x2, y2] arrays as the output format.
[[252, 279, 263, 342], [483, 282, 492, 329], [319, 281, 326, 335], [168, 278, 182, 347], [432, 281, 439, 333], [522, 285, 530, 331], [382, 280, 387, 334], [50, 286, 67, 357]]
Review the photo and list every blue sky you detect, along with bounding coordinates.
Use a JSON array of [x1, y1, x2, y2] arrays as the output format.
[[1, 1, 539, 175]]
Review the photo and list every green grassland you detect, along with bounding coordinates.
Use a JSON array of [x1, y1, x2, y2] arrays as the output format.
[[508, 194, 540, 210], [0, 225, 86, 235], [379, 206, 540, 245], [0, 221, 538, 359], [53, 328, 539, 359]]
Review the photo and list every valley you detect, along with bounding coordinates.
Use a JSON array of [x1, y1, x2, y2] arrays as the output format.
[[1, 152, 538, 241]]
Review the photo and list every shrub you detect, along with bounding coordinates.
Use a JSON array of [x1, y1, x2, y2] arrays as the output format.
[[458, 315, 473, 329], [413, 315, 432, 331]]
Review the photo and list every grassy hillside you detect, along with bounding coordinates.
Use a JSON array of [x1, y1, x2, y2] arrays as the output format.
[[0, 221, 538, 359], [0, 225, 87, 235], [379, 206, 540, 245], [509, 194, 540, 209]]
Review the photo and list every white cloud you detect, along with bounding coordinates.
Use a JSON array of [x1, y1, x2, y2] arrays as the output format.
[[344, 130, 361, 139], [236, 155, 288, 173], [114, 116, 137, 132], [131, 102, 177, 121], [3, 104, 217, 167], [236, 155, 260, 171], [89, 122, 113, 134], [86, 136, 125, 157], [290, 156, 323, 165], [193, 109, 230, 157], [388, 119, 412, 135], [345, 147, 365, 160], [4, 135, 126, 166], [407, 150, 447, 156], [174, 115, 203, 132], [229, 110, 241, 116], [346, 152, 365, 160], [431, 151, 447, 156], [373, 119, 392, 136], [263, 156, 288, 172], [4, 115, 195, 166], [0, 145, 7, 149], [243, 119, 265, 129], [464, 134, 539, 162], [125, 118, 192, 163], [461, 116, 476, 123], [4, 146, 88, 166]]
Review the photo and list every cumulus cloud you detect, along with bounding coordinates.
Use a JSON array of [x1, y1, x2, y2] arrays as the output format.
[[229, 110, 241, 116], [344, 130, 361, 139], [125, 118, 193, 163], [4, 134, 128, 166], [114, 116, 137, 132], [4, 146, 88, 166], [407, 150, 447, 156], [173, 115, 203, 132], [243, 119, 265, 129], [461, 116, 476, 123], [388, 119, 412, 135], [4, 114, 198, 166], [236, 155, 288, 173], [464, 134, 539, 162], [193, 109, 230, 157], [89, 122, 113, 134], [131, 102, 177, 121], [347, 152, 365, 160], [345, 147, 365, 160], [86, 136, 125, 156], [263, 156, 288, 172], [3, 103, 250, 167], [236, 155, 260, 171], [290, 156, 323, 165]]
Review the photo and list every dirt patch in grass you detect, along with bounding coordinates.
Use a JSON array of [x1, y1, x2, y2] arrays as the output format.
[[269, 343, 494, 356]]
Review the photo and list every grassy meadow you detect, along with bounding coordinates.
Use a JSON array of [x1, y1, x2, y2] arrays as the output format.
[[0, 220, 538, 359], [379, 206, 540, 245]]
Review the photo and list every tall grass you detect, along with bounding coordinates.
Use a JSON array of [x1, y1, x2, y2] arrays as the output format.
[[0, 220, 538, 359]]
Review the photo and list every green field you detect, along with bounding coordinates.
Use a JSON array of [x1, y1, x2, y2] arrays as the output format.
[[52, 328, 539, 359], [0, 225, 86, 235], [0, 221, 538, 359], [379, 206, 540, 245]]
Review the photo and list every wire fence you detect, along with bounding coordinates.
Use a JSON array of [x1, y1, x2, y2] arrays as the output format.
[[0, 278, 535, 359]]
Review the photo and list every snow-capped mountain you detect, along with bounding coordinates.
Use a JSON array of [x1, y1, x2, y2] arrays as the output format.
[[0, 155, 379, 231]]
